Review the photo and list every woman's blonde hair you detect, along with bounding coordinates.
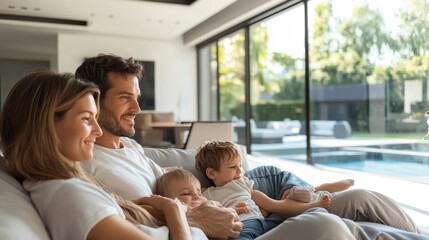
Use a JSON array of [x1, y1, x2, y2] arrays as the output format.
[[0, 71, 162, 227], [0, 71, 99, 181]]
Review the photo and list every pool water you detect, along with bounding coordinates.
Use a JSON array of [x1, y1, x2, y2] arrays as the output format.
[[320, 159, 429, 182], [254, 142, 429, 183]]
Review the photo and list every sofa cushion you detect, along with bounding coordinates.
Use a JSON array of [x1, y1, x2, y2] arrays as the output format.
[[0, 163, 50, 240], [143, 145, 249, 188]]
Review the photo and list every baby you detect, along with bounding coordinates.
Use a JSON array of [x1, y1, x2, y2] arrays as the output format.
[[156, 167, 208, 209]]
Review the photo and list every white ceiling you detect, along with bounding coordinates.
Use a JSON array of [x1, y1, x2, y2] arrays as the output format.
[[0, 0, 236, 56], [0, 0, 237, 39]]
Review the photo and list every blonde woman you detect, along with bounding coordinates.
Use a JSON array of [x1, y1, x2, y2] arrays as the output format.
[[0, 72, 192, 240]]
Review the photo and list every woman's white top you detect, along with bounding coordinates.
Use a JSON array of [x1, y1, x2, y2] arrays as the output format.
[[24, 178, 123, 240]]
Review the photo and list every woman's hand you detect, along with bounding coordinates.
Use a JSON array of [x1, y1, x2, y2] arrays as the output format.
[[133, 195, 191, 240]]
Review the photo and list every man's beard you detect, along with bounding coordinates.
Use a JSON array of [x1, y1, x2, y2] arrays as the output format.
[[98, 107, 135, 137]]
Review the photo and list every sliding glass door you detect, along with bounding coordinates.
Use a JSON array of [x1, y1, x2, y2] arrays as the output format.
[[197, 0, 429, 183], [249, 4, 307, 157], [198, 30, 248, 145], [307, 0, 429, 180]]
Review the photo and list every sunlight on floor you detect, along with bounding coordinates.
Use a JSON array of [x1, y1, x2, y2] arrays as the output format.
[[246, 154, 429, 234]]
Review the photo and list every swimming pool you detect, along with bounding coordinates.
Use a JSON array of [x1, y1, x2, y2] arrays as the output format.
[[254, 142, 429, 183], [319, 159, 429, 182]]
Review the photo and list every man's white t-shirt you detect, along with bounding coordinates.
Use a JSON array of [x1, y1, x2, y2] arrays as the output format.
[[203, 177, 264, 222], [81, 137, 164, 200], [24, 178, 124, 240]]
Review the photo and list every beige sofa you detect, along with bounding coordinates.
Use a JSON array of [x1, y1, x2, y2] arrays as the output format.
[[0, 147, 250, 239], [0, 161, 50, 239], [1, 147, 423, 239]]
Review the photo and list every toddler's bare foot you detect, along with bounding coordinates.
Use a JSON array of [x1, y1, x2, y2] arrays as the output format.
[[316, 179, 354, 193], [332, 179, 354, 191]]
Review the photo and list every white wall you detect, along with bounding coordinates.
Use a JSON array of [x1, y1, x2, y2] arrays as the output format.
[[57, 33, 197, 121], [404, 80, 422, 114]]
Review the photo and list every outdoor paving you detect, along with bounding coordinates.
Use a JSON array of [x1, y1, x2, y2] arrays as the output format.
[[251, 135, 422, 152]]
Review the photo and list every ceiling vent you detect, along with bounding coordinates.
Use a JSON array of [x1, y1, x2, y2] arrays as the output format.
[[0, 13, 87, 26]]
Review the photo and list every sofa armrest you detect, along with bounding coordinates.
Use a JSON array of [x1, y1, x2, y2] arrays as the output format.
[[0, 164, 50, 240]]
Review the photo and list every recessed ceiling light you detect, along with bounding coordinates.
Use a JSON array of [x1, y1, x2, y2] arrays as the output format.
[[20, 6, 28, 10], [34, 8, 40, 11], [108, 14, 114, 18], [8, 6, 15, 9]]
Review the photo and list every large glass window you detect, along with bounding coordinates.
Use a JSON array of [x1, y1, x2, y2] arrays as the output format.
[[218, 30, 246, 121], [198, 30, 248, 145], [197, 0, 429, 183], [217, 30, 248, 145], [249, 5, 306, 156], [308, 0, 429, 181]]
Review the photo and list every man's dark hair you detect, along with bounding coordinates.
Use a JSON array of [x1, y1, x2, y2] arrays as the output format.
[[75, 53, 143, 98]]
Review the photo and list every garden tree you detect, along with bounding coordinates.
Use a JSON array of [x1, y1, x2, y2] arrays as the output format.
[[307, 1, 372, 85], [250, 24, 272, 103], [218, 31, 246, 119], [310, 1, 393, 86], [339, 4, 393, 59], [309, 0, 336, 85], [272, 53, 305, 100], [260, 51, 306, 121], [311, 1, 335, 58], [369, 0, 429, 113], [395, 0, 429, 102], [315, 50, 373, 85], [250, 23, 310, 120], [397, 0, 429, 58], [218, 25, 273, 119]]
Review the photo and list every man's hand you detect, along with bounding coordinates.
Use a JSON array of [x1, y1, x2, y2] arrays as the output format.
[[186, 200, 242, 239]]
